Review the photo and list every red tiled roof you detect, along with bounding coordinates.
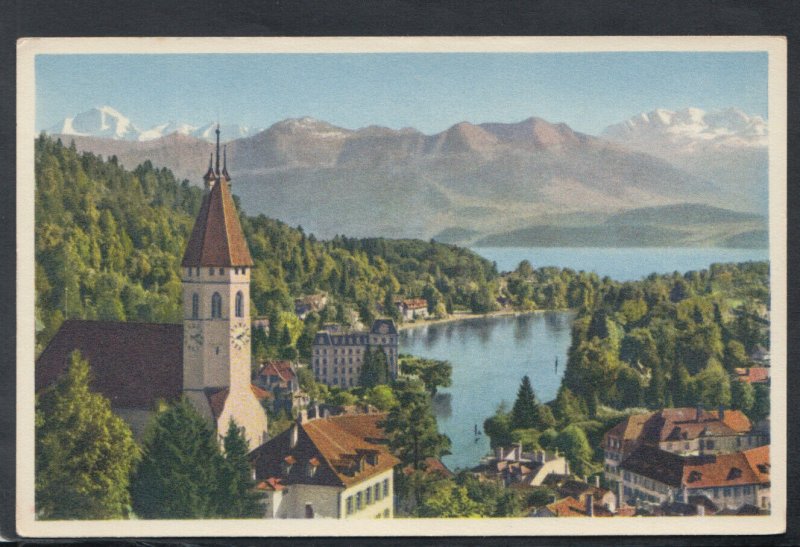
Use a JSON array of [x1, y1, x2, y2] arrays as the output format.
[[400, 298, 427, 309], [543, 496, 614, 517], [181, 175, 253, 267], [256, 477, 286, 491], [258, 360, 296, 383], [683, 447, 770, 489], [250, 417, 400, 488], [328, 413, 388, 444], [736, 367, 770, 384], [35, 320, 183, 410], [622, 408, 752, 444]]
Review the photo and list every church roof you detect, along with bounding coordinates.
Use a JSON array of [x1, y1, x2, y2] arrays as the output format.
[[36, 320, 183, 409], [181, 161, 253, 267]]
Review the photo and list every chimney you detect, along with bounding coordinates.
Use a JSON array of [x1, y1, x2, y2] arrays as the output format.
[[297, 409, 308, 424], [323, 407, 330, 419], [514, 442, 523, 460], [498, 446, 505, 460], [696, 504, 705, 517], [290, 424, 299, 448], [594, 475, 600, 488], [718, 405, 725, 421], [696, 404, 704, 422], [314, 404, 320, 419], [585, 493, 594, 517], [617, 481, 625, 510]]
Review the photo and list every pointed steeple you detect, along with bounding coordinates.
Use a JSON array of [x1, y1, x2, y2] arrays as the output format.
[[203, 153, 215, 190], [182, 128, 253, 267], [222, 144, 230, 181], [215, 124, 221, 176]]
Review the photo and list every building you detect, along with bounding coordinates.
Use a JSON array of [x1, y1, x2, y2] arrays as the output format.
[[603, 407, 766, 488], [36, 129, 268, 450], [531, 495, 615, 518], [250, 412, 400, 519], [311, 320, 399, 387], [255, 360, 309, 414], [294, 293, 328, 320], [474, 444, 571, 487], [734, 367, 770, 385], [617, 444, 770, 513], [397, 298, 429, 321]]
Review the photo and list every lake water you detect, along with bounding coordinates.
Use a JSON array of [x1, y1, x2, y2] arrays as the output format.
[[473, 247, 770, 282], [399, 311, 575, 471]]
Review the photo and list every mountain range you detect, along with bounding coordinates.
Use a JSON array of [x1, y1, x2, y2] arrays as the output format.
[[44, 106, 769, 247]]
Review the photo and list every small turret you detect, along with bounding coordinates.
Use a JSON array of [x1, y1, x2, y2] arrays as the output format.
[[222, 144, 230, 181], [203, 153, 215, 191]]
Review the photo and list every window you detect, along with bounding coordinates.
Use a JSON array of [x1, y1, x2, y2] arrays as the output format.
[[374, 483, 381, 501], [235, 267, 239, 275], [707, 440, 715, 450], [195, 267, 200, 276], [192, 293, 199, 319], [209, 267, 214, 276], [305, 503, 314, 519], [356, 492, 362, 510], [366, 488, 372, 505], [235, 291, 244, 317], [383, 479, 389, 497], [187, 267, 192, 277], [346, 496, 353, 515], [219, 268, 224, 275], [724, 488, 731, 497], [211, 292, 222, 318], [383, 509, 389, 518]]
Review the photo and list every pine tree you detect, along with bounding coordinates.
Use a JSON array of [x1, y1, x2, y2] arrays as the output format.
[[36, 351, 140, 519], [219, 419, 263, 518], [359, 346, 389, 388], [131, 397, 227, 518], [510, 375, 539, 430]]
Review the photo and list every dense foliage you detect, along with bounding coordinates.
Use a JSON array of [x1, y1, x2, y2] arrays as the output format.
[[36, 351, 140, 519], [130, 399, 262, 519], [35, 135, 500, 358]]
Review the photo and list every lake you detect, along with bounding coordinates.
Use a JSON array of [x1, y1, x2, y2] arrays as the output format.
[[473, 247, 770, 282], [399, 311, 575, 471]]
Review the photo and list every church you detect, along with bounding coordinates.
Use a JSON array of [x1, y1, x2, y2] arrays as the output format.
[[36, 128, 269, 450]]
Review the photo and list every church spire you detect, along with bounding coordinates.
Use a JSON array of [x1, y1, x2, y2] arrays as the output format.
[[203, 153, 215, 190], [222, 145, 230, 180], [214, 124, 221, 176]]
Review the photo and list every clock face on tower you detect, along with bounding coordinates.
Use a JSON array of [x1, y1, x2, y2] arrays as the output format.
[[230, 321, 250, 350], [185, 322, 203, 352]]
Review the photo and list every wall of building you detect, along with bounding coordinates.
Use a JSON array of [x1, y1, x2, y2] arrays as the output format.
[[112, 407, 156, 441], [312, 331, 398, 387], [216, 383, 269, 451], [340, 468, 394, 519]]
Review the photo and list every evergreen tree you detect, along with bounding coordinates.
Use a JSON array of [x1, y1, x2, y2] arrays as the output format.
[[219, 419, 263, 518], [359, 346, 388, 387], [553, 424, 595, 478], [731, 379, 755, 417], [510, 375, 539, 430], [131, 398, 227, 519], [36, 351, 140, 519], [383, 380, 451, 469]]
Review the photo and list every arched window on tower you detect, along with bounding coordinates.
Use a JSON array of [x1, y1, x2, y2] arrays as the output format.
[[235, 291, 244, 318], [192, 293, 199, 319], [211, 292, 222, 318]]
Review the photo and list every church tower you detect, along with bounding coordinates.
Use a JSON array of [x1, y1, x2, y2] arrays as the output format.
[[181, 127, 268, 449]]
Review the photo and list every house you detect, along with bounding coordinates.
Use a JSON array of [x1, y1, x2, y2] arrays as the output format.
[[397, 298, 429, 321], [749, 344, 770, 366], [255, 360, 310, 414], [36, 131, 268, 450], [734, 367, 770, 385], [474, 444, 570, 487], [250, 412, 400, 519], [603, 407, 766, 488], [294, 293, 328, 320], [530, 495, 615, 518], [252, 316, 270, 335], [311, 319, 399, 387], [618, 444, 770, 513], [556, 478, 617, 513]]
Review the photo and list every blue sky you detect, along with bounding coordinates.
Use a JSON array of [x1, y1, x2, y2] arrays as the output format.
[[36, 52, 768, 135]]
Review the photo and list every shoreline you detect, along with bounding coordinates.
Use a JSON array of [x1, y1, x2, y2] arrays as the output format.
[[396, 307, 569, 331]]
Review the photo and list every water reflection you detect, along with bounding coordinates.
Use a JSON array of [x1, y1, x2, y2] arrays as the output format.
[[400, 311, 576, 470]]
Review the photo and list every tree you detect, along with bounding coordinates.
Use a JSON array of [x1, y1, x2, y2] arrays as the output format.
[[751, 384, 770, 422], [365, 385, 398, 411], [131, 397, 227, 518], [36, 351, 140, 519], [383, 380, 451, 469], [693, 358, 731, 408], [418, 481, 481, 518], [360, 346, 389, 388], [553, 385, 585, 426], [483, 403, 513, 449], [553, 424, 595, 478], [401, 357, 452, 396], [510, 375, 539, 430], [731, 379, 756, 417], [218, 420, 263, 518]]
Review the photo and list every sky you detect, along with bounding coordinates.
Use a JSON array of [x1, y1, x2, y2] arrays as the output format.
[[36, 52, 768, 136]]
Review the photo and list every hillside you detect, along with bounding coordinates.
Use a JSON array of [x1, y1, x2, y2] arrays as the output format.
[[34, 135, 499, 353]]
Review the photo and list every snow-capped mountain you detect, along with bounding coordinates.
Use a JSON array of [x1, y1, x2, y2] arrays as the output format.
[[47, 106, 140, 141], [45, 107, 263, 143], [602, 107, 768, 152]]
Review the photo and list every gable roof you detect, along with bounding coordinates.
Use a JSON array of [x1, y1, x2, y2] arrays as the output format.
[[258, 360, 296, 383], [181, 175, 253, 267], [610, 408, 752, 446], [328, 413, 388, 444], [36, 320, 183, 409], [619, 445, 686, 488], [250, 417, 400, 489], [370, 319, 397, 335]]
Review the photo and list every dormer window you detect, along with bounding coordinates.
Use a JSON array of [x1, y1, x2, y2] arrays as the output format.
[[307, 457, 319, 478], [727, 467, 742, 480], [209, 268, 214, 276], [283, 455, 296, 476], [688, 470, 702, 483]]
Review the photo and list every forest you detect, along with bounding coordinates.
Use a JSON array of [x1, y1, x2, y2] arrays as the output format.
[[34, 135, 500, 355]]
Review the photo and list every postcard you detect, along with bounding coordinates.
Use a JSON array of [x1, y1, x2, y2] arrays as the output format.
[[16, 36, 787, 537]]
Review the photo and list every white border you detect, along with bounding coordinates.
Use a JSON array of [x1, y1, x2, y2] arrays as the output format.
[[16, 36, 788, 538]]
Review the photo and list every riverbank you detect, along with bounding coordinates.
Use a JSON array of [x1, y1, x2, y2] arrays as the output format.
[[397, 307, 548, 331]]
